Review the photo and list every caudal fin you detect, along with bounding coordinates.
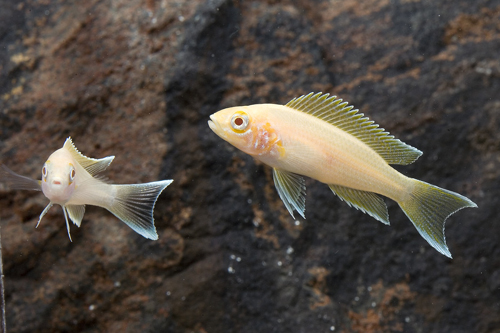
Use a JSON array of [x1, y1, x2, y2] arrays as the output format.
[[399, 180, 477, 258], [108, 180, 173, 240]]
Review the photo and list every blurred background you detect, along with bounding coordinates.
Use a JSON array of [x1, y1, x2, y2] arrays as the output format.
[[0, 0, 498, 332]]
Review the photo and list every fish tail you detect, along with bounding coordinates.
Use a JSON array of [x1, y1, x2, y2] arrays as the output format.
[[107, 180, 173, 240], [398, 179, 477, 258]]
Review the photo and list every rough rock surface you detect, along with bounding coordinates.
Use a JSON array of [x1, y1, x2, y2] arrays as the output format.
[[0, 0, 499, 332]]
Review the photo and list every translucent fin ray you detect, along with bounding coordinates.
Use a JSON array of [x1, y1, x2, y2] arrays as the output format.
[[63, 137, 115, 175], [107, 180, 173, 240], [37, 203, 53, 228], [272, 168, 306, 219], [66, 205, 86, 227], [285, 92, 423, 165], [399, 180, 477, 258], [62, 207, 73, 242], [0, 165, 41, 191], [329, 184, 389, 225]]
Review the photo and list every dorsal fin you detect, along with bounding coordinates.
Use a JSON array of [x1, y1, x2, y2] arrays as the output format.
[[63, 137, 115, 176], [285, 92, 422, 165]]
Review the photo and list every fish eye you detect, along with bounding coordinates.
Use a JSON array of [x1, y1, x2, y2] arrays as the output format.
[[42, 165, 48, 178], [69, 165, 76, 182], [231, 113, 249, 132]]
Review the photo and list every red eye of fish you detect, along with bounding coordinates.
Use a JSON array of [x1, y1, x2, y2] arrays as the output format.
[[42, 166, 47, 178], [231, 113, 249, 131]]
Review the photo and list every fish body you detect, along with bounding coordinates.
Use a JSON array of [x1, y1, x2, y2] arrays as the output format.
[[208, 92, 477, 258], [0, 137, 172, 240], [221, 103, 410, 199]]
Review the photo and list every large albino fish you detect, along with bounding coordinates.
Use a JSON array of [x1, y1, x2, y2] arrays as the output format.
[[208, 92, 477, 258], [0, 137, 172, 240]]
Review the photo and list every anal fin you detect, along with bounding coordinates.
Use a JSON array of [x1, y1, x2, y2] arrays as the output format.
[[329, 184, 389, 225], [66, 205, 86, 227], [272, 168, 306, 219]]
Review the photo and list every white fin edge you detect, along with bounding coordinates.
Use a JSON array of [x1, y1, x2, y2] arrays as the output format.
[[66, 205, 86, 227], [107, 180, 173, 240], [63, 137, 115, 176], [399, 180, 477, 258], [329, 184, 389, 225], [37, 203, 53, 228], [62, 206, 73, 242], [272, 168, 306, 219]]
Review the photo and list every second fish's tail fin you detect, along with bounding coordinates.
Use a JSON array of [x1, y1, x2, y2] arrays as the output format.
[[398, 180, 477, 258], [108, 180, 173, 240]]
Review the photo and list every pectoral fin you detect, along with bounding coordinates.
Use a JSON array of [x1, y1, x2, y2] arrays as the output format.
[[272, 168, 306, 219], [329, 184, 389, 225], [66, 205, 86, 227]]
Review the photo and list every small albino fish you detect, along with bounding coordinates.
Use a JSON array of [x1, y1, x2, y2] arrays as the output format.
[[208, 92, 477, 258], [0, 137, 172, 240]]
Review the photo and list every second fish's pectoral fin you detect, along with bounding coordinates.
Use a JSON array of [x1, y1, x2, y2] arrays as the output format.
[[329, 184, 389, 225], [272, 168, 306, 219], [66, 205, 86, 227]]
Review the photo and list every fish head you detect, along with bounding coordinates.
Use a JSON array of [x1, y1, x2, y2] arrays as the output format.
[[41, 148, 77, 204], [209, 106, 283, 157]]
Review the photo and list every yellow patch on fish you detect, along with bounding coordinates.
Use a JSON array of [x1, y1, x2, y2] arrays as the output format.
[[208, 92, 477, 258], [0, 137, 173, 241]]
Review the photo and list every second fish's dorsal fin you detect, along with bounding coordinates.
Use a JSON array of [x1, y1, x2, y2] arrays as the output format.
[[272, 168, 306, 219], [285, 92, 423, 165], [329, 184, 389, 225], [63, 137, 115, 176]]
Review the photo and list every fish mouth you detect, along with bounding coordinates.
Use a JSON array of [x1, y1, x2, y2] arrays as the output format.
[[208, 115, 225, 139], [208, 115, 217, 132]]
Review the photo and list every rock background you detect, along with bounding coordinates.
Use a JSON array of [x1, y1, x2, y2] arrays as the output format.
[[0, 0, 499, 332]]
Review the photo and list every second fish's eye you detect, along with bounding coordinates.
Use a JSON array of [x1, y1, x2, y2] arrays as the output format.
[[231, 113, 249, 131], [69, 165, 76, 181]]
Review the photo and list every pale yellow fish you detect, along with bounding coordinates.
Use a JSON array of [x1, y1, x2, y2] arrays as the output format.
[[0, 137, 172, 240], [208, 92, 477, 258]]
